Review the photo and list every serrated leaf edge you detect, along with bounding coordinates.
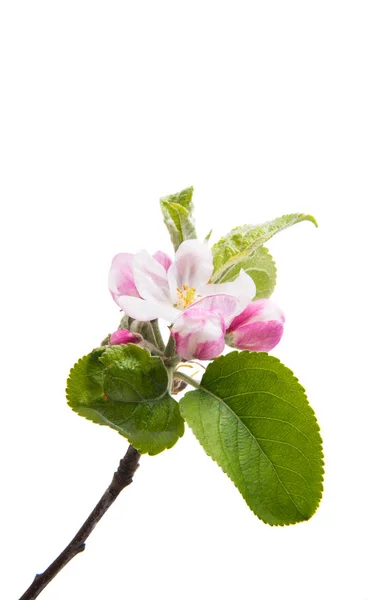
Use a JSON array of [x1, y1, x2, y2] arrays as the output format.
[[68, 400, 184, 456], [66, 345, 185, 456], [179, 351, 324, 526], [212, 213, 317, 282]]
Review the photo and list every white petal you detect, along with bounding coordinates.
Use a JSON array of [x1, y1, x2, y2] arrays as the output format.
[[200, 270, 256, 313], [117, 295, 180, 322], [168, 240, 214, 299], [132, 250, 171, 304]]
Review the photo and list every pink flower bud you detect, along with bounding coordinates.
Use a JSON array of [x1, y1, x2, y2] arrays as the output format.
[[226, 299, 285, 352], [171, 306, 226, 360], [110, 329, 141, 345]]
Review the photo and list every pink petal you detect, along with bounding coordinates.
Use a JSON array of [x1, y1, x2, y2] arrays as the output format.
[[171, 306, 225, 360], [153, 250, 172, 271], [227, 320, 284, 352], [229, 299, 285, 332], [194, 337, 226, 360], [132, 250, 171, 305], [108, 253, 140, 304], [189, 294, 239, 327], [227, 299, 285, 352], [110, 329, 141, 345]]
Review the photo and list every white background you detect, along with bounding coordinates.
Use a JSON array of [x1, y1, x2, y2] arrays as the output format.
[[1, 2, 367, 599]]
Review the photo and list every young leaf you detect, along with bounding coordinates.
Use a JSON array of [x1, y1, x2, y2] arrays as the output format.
[[67, 344, 184, 455], [160, 186, 197, 250], [212, 213, 317, 283], [213, 246, 277, 299], [179, 351, 323, 526]]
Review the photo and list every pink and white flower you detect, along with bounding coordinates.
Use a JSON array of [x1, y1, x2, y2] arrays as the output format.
[[171, 294, 240, 360], [109, 239, 256, 324], [108, 239, 288, 360], [226, 299, 285, 352]]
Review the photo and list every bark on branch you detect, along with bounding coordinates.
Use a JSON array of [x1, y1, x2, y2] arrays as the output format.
[[19, 445, 141, 600]]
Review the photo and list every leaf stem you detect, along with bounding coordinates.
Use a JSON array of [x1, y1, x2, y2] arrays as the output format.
[[175, 371, 201, 389], [18, 445, 141, 600], [148, 319, 166, 351]]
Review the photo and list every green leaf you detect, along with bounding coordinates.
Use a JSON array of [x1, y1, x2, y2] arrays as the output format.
[[67, 344, 184, 455], [212, 213, 317, 284], [160, 186, 197, 250], [179, 351, 323, 526], [213, 246, 277, 299]]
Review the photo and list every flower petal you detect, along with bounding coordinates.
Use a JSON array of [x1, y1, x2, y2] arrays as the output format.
[[229, 299, 285, 332], [171, 306, 225, 360], [227, 320, 284, 352], [117, 295, 180, 322], [110, 329, 141, 345], [189, 294, 239, 328], [153, 250, 172, 272], [132, 250, 171, 305], [108, 253, 140, 304], [195, 336, 225, 360], [167, 239, 214, 301], [227, 299, 285, 352], [201, 270, 256, 313]]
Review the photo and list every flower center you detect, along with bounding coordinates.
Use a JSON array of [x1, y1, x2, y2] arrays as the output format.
[[176, 285, 199, 309]]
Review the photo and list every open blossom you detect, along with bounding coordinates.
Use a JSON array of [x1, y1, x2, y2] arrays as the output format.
[[109, 239, 256, 324], [226, 299, 285, 352], [108, 239, 285, 360]]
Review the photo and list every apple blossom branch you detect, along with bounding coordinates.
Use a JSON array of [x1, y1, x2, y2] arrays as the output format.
[[18, 445, 141, 600]]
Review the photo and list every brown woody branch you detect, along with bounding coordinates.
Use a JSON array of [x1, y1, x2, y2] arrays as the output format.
[[19, 445, 141, 600]]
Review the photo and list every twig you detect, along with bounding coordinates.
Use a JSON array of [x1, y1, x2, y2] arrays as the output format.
[[19, 445, 141, 600]]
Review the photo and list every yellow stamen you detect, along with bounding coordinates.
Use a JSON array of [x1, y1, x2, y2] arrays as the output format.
[[176, 285, 197, 309]]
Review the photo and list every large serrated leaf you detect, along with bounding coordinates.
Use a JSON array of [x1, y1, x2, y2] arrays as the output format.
[[160, 186, 197, 250], [212, 213, 317, 283], [179, 351, 323, 526], [67, 344, 184, 455], [213, 246, 277, 299]]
